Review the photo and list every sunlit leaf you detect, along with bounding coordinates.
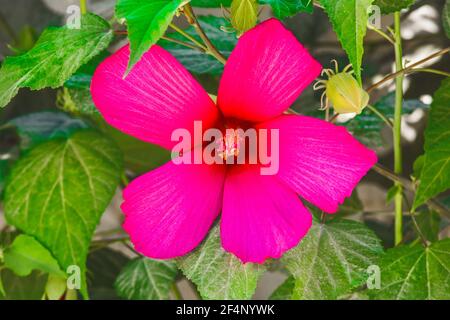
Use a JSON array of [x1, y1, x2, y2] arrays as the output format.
[[0, 13, 113, 108], [320, 0, 374, 83], [4, 130, 123, 298], [116, 0, 187, 73], [413, 78, 450, 209], [3, 235, 65, 278]]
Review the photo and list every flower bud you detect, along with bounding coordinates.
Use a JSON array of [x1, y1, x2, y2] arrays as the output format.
[[326, 73, 369, 114], [231, 0, 258, 36]]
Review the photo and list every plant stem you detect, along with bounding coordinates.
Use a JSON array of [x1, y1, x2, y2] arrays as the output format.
[[80, 0, 88, 15], [169, 23, 207, 51], [172, 283, 183, 300], [367, 24, 395, 45], [371, 164, 450, 220], [162, 36, 206, 52], [121, 172, 129, 187], [412, 68, 450, 77], [183, 4, 227, 64], [393, 12, 404, 246], [366, 104, 394, 129]]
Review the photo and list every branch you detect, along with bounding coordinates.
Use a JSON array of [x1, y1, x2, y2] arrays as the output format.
[[367, 47, 450, 93], [182, 4, 227, 64], [372, 163, 450, 220]]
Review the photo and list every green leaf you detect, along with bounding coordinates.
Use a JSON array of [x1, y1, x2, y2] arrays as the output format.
[[413, 78, 450, 209], [373, 0, 416, 14], [159, 16, 237, 75], [269, 276, 295, 300], [0, 13, 113, 109], [191, 0, 232, 6], [3, 130, 123, 298], [9, 111, 88, 150], [412, 154, 425, 180], [0, 269, 48, 300], [259, 0, 313, 19], [115, 257, 177, 300], [372, 239, 450, 299], [3, 235, 65, 278], [231, 0, 258, 35], [178, 225, 264, 300], [58, 88, 99, 117], [87, 248, 130, 300], [65, 51, 110, 90], [345, 92, 428, 147], [444, 0, 450, 39], [320, 0, 374, 83], [116, 0, 187, 73], [282, 219, 383, 300]]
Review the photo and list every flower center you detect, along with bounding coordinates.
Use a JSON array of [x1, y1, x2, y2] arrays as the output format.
[[216, 129, 243, 160]]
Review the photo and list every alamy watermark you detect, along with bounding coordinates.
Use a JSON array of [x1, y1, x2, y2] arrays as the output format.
[[171, 121, 280, 175]]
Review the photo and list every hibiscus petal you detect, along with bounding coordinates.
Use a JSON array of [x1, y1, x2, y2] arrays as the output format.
[[122, 156, 226, 259], [91, 45, 219, 150], [217, 18, 322, 123], [258, 115, 378, 213], [221, 165, 312, 263]]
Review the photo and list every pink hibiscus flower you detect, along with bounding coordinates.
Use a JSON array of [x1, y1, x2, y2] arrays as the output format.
[[91, 19, 377, 263]]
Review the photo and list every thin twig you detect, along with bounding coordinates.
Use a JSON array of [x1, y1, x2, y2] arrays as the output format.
[[162, 36, 206, 52], [367, 104, 394, 129], [366, 47, 450, 93], [367, 24, 395, 45], [412, 68, 450, 77], [371, 164, 450, 220], [169, 23, 207, 51], [410, 210, 429, 247], [183, 4, 227, 64]]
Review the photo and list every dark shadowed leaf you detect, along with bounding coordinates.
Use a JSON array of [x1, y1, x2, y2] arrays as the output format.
[[87, 248, 130, 300], [9, 111, 87, 150], [0, 269, 48, 300], [260, 0, 313, 19], [159, 16, 237, 75], [373, 0, 416, 14]]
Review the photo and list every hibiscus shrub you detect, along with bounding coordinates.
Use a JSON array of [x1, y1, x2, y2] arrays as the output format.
[[0, 0, 449, 300]]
